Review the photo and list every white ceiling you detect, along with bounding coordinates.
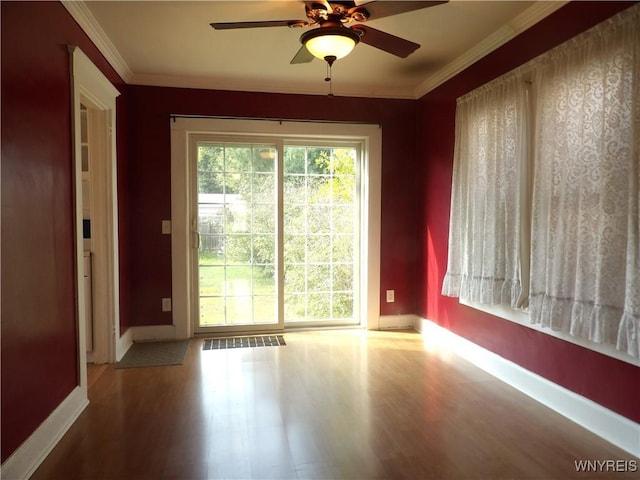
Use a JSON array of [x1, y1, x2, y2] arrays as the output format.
[[65, 1, 566, 99]]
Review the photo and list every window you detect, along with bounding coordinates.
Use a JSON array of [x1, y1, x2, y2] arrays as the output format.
[[443, 5, 639, 359]]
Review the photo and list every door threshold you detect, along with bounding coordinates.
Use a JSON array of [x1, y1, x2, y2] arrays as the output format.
[[283, 324, 364, 333], [194, 324, 364, 338], [194, 328, 285, 338]]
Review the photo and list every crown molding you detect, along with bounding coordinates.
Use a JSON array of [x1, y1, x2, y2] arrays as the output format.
[[62, 0, 567, 99], [414, 1, 568, 99], [62, 0, 133, 83], [129, 73, 417, 100]]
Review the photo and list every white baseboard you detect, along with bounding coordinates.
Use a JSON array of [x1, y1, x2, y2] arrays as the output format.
[[415, 316, 640, 457], [378, 314, 416, 330], [0, 386, 89, 480], [116, 325, 176, 362], [131, 324, 177, 342], [116, 326, 133, 362]]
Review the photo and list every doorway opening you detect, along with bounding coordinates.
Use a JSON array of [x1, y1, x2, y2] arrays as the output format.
[[71, 47, 121, 393]]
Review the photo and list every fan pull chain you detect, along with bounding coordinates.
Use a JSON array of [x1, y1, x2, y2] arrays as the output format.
[[324, 55, 336, 97]]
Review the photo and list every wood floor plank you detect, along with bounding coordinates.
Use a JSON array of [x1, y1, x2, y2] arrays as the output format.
[[31, 330, 638, 479]]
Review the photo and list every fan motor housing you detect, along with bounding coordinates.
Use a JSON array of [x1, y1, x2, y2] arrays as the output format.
[[305, 2, 370, 25]]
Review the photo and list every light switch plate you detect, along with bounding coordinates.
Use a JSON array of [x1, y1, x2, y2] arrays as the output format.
[[162, 298, 172, 312]]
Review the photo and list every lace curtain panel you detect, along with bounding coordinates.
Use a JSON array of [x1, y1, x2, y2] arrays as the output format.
[[443, 4, 639, 357], [441, 73, 529, 309], [529, 6, 639, 356]]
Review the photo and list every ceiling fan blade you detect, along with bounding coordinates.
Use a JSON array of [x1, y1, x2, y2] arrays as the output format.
[[290, 45, 315, 64], [211, 20, 308, 30], [350, 24, 420, 58], [351, 1, 447, 21]]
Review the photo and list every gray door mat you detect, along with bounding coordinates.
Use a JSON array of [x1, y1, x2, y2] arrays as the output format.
[[115, 340, 189, 369]]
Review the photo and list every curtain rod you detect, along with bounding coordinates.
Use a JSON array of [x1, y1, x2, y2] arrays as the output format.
[[169, 114, 381, 128]]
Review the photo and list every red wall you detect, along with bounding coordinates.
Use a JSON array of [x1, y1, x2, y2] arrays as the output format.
[[1, 1, 126, 461], [417, 1, 640, 423], [125, 86, 419, 325], [3, 0, 637, 467]]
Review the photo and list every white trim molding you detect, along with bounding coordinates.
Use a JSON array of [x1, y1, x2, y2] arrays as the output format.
[[131, 325, 178, 342], [378, 314, 416, 330], [62, 1, 133, 83], [61, 1, 564, 100], [116, 327, 134, 361], [113, 326, 171, 361], [129, 72, 417, 100], [0, 387, 88, 480], [414, 1, 567, 98], [415, 316, 640, 457], [71, 46, 121, 368]]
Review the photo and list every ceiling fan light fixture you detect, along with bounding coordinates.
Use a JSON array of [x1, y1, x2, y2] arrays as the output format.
[[301, 27, 360, 61]]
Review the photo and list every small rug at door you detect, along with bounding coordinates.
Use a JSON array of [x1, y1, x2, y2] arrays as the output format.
[[202, 335, 286, 350], [115, 340, 189, 369]]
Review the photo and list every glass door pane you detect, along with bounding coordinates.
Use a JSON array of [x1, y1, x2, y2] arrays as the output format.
[[196, 142, 278, 329], [283, 145, 359, 326]]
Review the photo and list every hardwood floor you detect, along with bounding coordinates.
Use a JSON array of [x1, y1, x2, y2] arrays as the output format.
[[86, 363, 109, 390], [32, 330, 637, 479]]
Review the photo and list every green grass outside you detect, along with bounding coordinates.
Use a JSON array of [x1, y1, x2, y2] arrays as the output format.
[[197, 252, 354, 326], [198, 251, 276, 326]]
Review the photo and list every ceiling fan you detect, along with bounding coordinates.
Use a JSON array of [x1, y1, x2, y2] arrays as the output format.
[[210, 1, 447, 66]]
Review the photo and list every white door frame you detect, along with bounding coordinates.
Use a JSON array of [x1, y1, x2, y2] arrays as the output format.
[[71, 47, 121, 382], [170, 117, 382, 338]]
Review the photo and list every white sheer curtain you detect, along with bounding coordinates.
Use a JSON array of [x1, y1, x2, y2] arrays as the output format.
[[442, 72, 530, 308], [443, 5, 639, 357], [529, 6, 640, 356]]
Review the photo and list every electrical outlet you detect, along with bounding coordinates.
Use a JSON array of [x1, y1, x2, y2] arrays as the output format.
[[386, 290, 395, 303], [162, 220, 171, 235], [162, 297, 172, 312]]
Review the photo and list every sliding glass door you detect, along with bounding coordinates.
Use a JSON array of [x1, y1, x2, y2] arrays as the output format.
[[193, 137, 360, 334], [195, 141, 280, 331], [283, 145, 359, 327]]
